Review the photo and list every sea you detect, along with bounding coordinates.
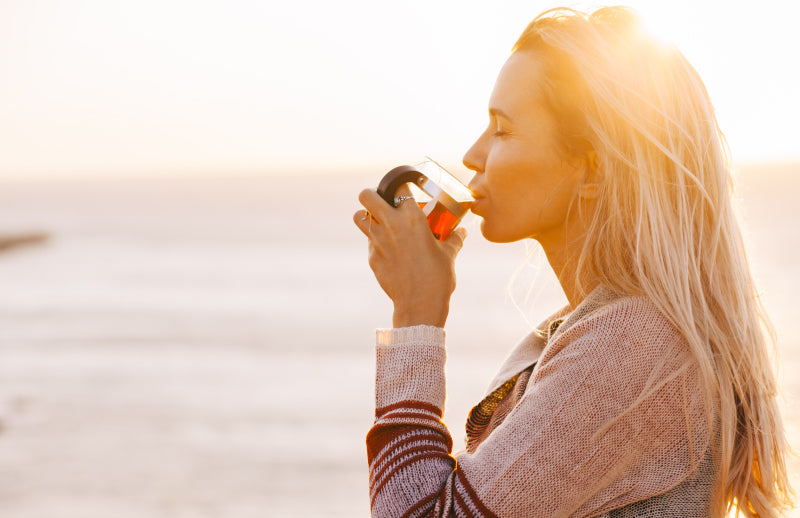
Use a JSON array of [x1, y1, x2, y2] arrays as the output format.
[[0, 164, 798, 517]]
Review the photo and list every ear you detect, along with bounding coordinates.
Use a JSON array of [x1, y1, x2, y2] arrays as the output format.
[[578, 150, 601, 200]]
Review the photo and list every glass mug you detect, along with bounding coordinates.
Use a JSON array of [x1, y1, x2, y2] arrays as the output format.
[[377, 159, 474, 241]]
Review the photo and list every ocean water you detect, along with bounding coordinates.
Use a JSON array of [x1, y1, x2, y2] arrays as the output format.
[[0, 164, 797, 517]]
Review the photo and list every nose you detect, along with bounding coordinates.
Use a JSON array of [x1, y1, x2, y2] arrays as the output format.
[[462, 131, 486, 174]]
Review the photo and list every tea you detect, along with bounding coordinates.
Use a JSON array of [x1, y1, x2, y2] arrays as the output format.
[[420, 200, 473, 241], [377, 162, 474, 241]]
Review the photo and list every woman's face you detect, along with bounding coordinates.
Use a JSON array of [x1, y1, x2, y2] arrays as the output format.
[[464, 51, 587, 245]]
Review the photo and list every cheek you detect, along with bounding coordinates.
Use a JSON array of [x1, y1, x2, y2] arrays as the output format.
[[482, 156, 582, 242], [480, 181, 539, 242], [488, 163, 540, 218], [480, 154, 534, 221], [485, 151, 530, 198]]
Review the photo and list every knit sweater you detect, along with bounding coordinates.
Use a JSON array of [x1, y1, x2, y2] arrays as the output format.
[[367, 286, 715, 517]]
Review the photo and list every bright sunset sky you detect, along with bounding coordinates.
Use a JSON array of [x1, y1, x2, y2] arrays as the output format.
[[1, 0, 798, 178]]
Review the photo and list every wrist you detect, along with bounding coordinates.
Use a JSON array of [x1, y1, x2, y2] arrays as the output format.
[[392, 302, 449, 328]]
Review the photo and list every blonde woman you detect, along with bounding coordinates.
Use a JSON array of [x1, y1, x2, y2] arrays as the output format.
[[353, 6, 792, 517]]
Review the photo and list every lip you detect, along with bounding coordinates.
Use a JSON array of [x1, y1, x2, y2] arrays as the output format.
[[470, 196, 486, 215]]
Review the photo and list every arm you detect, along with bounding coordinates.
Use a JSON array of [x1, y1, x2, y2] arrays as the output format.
[[354, 186, 483, 516], [367, 325, 495, 517]]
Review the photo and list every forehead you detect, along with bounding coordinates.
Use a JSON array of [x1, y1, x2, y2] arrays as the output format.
[[488, 51, 548, 121]]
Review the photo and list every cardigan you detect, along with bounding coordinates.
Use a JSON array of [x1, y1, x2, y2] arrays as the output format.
[[366, 285, 716, 517]]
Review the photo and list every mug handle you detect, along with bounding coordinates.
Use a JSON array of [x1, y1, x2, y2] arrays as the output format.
[[376, 165, 427, 207]]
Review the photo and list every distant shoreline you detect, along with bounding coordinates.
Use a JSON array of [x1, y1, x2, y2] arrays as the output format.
[[0, 160, 797, 184], [0, 232, 48, 252]]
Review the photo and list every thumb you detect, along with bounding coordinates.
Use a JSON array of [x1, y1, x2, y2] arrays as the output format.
[[444, 226, 468, 255]]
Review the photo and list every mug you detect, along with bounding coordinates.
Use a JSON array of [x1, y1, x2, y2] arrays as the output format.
[[377, 159, 474, 241]]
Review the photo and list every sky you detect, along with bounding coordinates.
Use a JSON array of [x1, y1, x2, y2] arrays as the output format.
[[0, 0, 798, 178]]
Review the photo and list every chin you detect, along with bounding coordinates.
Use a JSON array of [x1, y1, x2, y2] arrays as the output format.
[[479, 219, 518, 243]]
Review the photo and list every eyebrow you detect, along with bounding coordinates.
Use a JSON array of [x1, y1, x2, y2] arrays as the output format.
[[489, 107, 513, 122]]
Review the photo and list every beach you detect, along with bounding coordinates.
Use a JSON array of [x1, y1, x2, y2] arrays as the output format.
[[0, 164, 798, 517]]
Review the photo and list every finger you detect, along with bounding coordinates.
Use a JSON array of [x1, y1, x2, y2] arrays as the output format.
[[353, 209, 384, 237], [392, 184, 419, 211], [444, 226, 468, 254], [358, 188, 393, 220], [353, 210, 371, 237]]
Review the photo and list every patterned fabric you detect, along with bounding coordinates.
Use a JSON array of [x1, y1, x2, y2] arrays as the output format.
[[366, 286, 716, 517], [465, 318, 563, 454], [465, 368, 529, 454]]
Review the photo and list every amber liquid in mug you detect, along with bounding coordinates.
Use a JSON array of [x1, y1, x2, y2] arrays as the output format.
[[419, 201, 473, 241]]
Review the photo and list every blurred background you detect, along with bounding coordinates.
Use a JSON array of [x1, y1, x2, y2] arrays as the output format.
[[0, 1, 798, 516]]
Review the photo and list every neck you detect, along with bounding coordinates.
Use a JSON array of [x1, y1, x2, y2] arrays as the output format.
[[539, 232, 597, 309]]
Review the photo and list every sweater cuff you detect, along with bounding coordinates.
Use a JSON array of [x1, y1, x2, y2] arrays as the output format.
[[374, 325, 447, 413]]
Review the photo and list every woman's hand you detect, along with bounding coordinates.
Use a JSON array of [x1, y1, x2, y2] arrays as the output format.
[[353, 185, 467, 328]]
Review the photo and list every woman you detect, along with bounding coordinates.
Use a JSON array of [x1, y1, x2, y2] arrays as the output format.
[[353, 6, 792, 517]]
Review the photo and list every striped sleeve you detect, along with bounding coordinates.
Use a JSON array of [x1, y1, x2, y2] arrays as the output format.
[[366, 326, 498, 518]]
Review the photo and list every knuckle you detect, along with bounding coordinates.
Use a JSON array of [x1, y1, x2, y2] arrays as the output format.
[[409, 210, 427, 225]]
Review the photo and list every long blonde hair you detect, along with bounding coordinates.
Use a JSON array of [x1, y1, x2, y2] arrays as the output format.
[[513, 6, 792, 516]]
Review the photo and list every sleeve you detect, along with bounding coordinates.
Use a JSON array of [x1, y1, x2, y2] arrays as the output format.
[[367, 325, 488, 517], [366, 312, 710, 518]]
